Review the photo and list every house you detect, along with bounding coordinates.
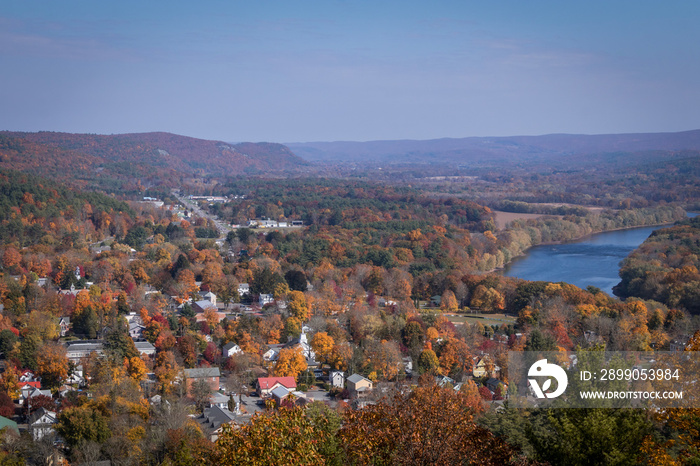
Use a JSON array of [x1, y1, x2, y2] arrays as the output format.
[[129, 321, 145, 340], [199, 405, 237, 442], [238, 283, 250, 297], [486, 378, 507, 398], [134, 341, 156, 358], [259, 294, 274, 306], [0, 416, 19, 435], [222, 342, 242, 358], [347, 374, 373, 396], [472, 357, 493, 378], [28, 408, 57, 440], [200, 291, 217, 305], [436, 375, 456, 388], [263, 345, 283, 362], [329, 371, 345, 389], [195, 311, 226, 324], [271, 385, 290, 405], [19, 386, 52, 406], [193, 300, 218, 313], [66, 366, 86, 387], [65, 340, 104, 363], [257, 376, 297, 397], [58, 317, 71, 337], [402, 356, 413, 375], [19, 370, 41, 389], [670, 335, 691, 352], [282, 328, 315, 362], [184, 367, 221, 393], [209, 392, 230, 410]]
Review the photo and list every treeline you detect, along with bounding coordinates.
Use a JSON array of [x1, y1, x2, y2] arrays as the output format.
[[615, 216, 700, 314], [215, 178, 490, 230], [493, 200, 590, 216]]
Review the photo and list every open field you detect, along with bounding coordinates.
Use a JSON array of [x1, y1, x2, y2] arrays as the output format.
[[493, 211, 560, 229], [444, 312, 517, 327]]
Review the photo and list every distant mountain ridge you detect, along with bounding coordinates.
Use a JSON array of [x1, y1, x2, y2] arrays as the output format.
[[287, 129, 700, 164], [0, 131, 308, 180]]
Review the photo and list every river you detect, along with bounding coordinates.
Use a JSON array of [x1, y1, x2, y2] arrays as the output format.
[[501, 224, 673, 296]]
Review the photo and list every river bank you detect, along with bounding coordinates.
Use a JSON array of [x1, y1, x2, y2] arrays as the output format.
[[498, 222, 680, 296]]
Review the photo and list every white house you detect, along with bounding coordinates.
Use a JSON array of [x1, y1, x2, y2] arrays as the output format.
[[329, 371, 345, 389], [222, 342, 242, 358], [28, 408, 57, 440], [238, 283, 250, 296], [259, 294, 274, 306], [263, 345, 282, 362], [209, 392, 230, 410]]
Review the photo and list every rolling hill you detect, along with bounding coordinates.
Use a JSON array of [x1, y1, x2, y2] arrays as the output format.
[[0, 131, 309, 190], [287, 129, 700, 167]]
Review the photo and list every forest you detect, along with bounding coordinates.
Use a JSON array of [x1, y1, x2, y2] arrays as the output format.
[[0, 132, 699, 464]]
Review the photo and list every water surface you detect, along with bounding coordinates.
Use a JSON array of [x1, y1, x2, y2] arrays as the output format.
[[502, 225, 662, 296]]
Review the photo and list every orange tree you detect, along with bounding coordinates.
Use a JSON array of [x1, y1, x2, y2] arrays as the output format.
[[272, 347, 307, 379], [338, 384, 527, 465]]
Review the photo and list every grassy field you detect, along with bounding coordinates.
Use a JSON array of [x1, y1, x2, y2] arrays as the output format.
[[443, 312, 517, 327]]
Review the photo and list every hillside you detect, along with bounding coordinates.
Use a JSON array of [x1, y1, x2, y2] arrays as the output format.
[[0, 131, 309, 190], [0, 168, 132, 247], [287, 129, 700, 166]]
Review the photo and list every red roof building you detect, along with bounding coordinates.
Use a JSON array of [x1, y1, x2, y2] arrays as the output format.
[[256, 376, 296, 397]]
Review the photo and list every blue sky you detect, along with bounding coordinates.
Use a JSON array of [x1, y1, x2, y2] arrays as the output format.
[[1, 1, 699, 142]]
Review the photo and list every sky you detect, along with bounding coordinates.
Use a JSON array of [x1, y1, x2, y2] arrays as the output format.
[[1, 1, 700, 143]]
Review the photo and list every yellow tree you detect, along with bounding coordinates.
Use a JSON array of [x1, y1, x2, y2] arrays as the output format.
[[273, 347, 307, 380], [287, 291, 310, 321], [125, 356, 148, 382], [0, 365, 21, 399], [440, 290, 459, 312], [310, 332, 335, 365]]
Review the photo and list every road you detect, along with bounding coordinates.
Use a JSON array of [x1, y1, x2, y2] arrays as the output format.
[[174, 194, 232, 238]]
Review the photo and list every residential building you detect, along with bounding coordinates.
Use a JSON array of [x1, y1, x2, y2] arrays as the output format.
[[58, 317, 70, 337], [347, 374, 373, 396], [19, 386, 52, 406], [209, 392, 230, 410], [222, 342, 242, 358], [257, 376, 297, 397], [198, 405, 237, 442], [258, 294, 274, 306], [134, 341, 156, 358], [28, 408, 57, 440], [271, 385, 290, 405], [329, 371, 345, 389], [184, 367, 221, 392], [65, 340, 104, 363], [193, 300, 218, 313]]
